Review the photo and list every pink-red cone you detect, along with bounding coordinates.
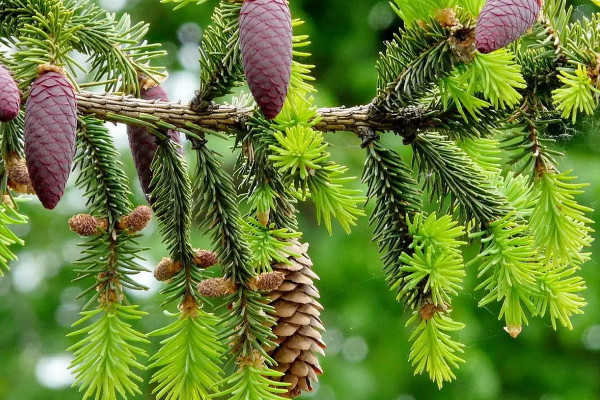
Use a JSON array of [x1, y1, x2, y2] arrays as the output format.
[[239, 0, 292, 120], [127, 84, 181, 197], [0, 64, 21, 122], [475, 0, 541, 54], [24, 71, 77, 209]]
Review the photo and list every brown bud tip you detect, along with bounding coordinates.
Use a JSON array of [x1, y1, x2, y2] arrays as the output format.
[[153, 257, 182, 281], [119, 205, 152, 232], [68, 214, 107, 236], [197, 278, 238, 298], [193, 249, 219, 268], [257, 211, 270, 227], [248, 271, 286, 291], [435, 8, 458, 27], [6, 157, 35, 194], [36, 64, 66, 77], [504, 324, 522, 338], [420, 303, 437, 321]]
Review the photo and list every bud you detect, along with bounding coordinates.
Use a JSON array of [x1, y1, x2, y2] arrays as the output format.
[[504, 324, 522, 338], [248, 271, 286, 291], [197, 277, 238, 297], [118, 205, 152, 232], [153, 257, 182, 281], [193, 249, 219, 268], [5, 156, 34, 194], [69, 214, 108, 236]]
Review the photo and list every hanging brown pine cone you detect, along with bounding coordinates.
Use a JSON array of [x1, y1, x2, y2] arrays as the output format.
[[268, 239, 325, 398]]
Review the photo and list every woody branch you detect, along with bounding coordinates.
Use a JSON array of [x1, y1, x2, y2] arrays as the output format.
[[76, 91, 432, 138]]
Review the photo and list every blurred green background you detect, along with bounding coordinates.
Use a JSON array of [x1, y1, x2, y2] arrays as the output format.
[[0, 0, 599, 399]]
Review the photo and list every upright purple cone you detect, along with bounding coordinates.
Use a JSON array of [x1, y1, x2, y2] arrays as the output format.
[[0, 64, 21, 122], [127, 84, 181, 197], [25, 71, 77, 209], [475, 0, 541, 54], [239, 0, 292, 120]]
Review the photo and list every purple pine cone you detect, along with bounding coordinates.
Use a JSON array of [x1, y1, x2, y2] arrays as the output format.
[[475, 0, 541, 54], [127, 84, 181, 196], [240, 0, 292, 120], [25, 72, 77, 209], [0, 64, 21, 122]]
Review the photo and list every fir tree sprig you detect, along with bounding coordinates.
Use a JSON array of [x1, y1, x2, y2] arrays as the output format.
[[411, 132, 507, 223], [151, 140, 195, 267], [69, 113, 151, 399], [148, 311, 224, 400], [0, 198, 27, 277], [68, 304, 149, 400], [362, 141, 422, 299], [194, 1, 244, 105], [534, 265, 587, 330], [193, 143, 253, 283], [394, 213, 466, 307], [0, 0, 166, 94], [469, 214, 540, 336], [529, 169, 594, 267], [406, 311, 465, 389], [213, 362, 289, 400], [75, 116, 133, 225], [242, 218, 301, 274]]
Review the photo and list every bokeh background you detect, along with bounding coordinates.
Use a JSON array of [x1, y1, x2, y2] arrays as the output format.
[[0, 0, 599, 399]]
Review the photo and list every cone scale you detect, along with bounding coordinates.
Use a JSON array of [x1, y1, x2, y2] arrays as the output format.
[[475, 0, 542, 54], [239, 0, 292, 120], [24, 71, 77, 209]]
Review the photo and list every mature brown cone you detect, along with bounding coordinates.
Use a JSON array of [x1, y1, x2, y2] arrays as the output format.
[[268, 240, 325, 398]]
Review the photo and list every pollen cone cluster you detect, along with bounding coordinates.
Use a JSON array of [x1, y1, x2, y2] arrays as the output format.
[[268, 239, 324, 398]]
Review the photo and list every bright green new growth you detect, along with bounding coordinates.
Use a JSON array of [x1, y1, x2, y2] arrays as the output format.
[[68, 305, 149, 400], [397, 213, 466, 307], [407, 312, 465, 389], [0, 200, 27, 276], [242, 218, 301, 273], [149, 313, 224, 400]]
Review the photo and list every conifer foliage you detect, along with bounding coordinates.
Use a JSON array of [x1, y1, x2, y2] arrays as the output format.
[[0, 0, 598, 397]]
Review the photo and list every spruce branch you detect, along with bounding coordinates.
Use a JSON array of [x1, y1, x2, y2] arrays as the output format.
[[75, 92, 434, 136], [193, 143, 253, 283], [469, 214, 540, 335], [529, 169, 594, 267], [75, 116, 133, 226], [67, 304, 149, 400], [362, 140, 422, 302], [192, 0, 244, 107], [411, 132, 508, 223], [0, 198, 27, 277], [148, 311, 224, 400], [406, 311, 465, 389]]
